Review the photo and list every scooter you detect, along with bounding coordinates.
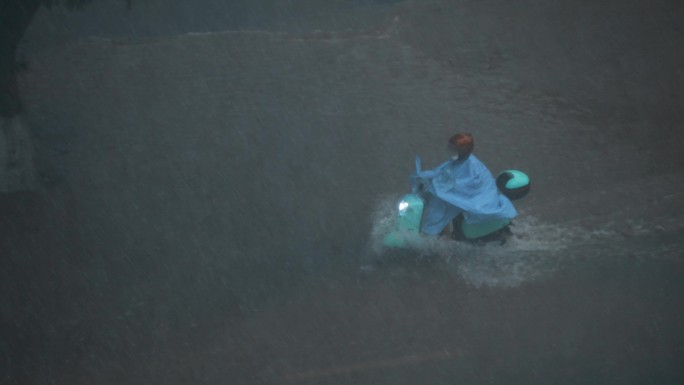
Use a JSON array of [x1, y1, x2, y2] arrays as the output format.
[[383, 157, 530, 248]]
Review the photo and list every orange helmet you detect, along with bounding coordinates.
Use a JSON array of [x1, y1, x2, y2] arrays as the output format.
[[448, 133, 474, 159]]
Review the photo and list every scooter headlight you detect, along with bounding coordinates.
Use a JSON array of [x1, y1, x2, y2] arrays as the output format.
[[398, 200, 410, 215]]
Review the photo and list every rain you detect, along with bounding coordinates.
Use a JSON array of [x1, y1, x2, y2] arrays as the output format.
[[1, 0, 683, 383]]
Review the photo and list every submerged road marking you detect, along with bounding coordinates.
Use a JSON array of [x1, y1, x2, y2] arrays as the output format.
[[282, 349, 459, 381]]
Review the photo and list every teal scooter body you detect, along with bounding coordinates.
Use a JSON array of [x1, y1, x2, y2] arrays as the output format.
[[383, 193, 424, 248]]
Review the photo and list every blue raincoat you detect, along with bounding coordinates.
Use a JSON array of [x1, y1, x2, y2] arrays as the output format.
[[411, 155, 517, 235]]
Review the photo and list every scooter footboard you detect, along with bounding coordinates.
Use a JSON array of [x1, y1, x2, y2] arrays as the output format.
[[461, 218, 511, 240]]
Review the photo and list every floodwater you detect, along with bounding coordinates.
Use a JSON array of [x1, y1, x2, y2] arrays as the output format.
[[2, 0, 684, 383]]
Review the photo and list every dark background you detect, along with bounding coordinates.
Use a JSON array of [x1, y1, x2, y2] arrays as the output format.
[[2, 0, 684, 383]]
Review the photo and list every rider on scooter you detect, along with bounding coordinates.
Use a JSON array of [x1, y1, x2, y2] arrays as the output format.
[[413, 133, 518, 238]]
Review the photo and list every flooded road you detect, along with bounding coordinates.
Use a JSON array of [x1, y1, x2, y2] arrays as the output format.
[[2, 0, 683, 383]]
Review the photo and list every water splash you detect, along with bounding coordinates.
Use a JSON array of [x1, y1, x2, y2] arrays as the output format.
[[367, 197, 594, 287], [449, 216, 580, 287]]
